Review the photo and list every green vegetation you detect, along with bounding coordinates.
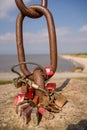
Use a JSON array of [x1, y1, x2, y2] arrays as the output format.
[[69, 53, 87, 58], [74, 77, 87, 81], [0, 80, 12, 85]]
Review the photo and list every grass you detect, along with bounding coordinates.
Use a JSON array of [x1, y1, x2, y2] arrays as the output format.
[[0, 80, 12, 85], [74, 77, 87, 81], [69, 53, 87, 58]]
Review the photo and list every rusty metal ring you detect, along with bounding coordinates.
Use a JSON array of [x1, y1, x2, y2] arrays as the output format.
[[16, 5, 57, 80], [15, 0, 47, 18]]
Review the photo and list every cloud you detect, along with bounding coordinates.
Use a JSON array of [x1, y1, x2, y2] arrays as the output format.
[[23, 29, 48, 44], [0, 33, 15, 43], [79, 25, 87, 32], [56, 26, 87, 47], [0, 0, 15, 19], [0, 0, 30, 19], [56, 27, 71, 37], [0, 29, 49, 54], [0, 29, 48, 45], [1, 26, 87, 45], [0, 25, 87, 54]]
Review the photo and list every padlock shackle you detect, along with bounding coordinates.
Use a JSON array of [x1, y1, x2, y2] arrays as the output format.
[[11, 61, 46, 79]]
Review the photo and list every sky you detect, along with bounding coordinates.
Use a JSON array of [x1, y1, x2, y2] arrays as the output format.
[[0, 0, 87, 54]]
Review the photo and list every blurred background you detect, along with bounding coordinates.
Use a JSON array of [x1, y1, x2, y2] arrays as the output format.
[[0, 0, 87, 72], [0, 0, 87, 54]]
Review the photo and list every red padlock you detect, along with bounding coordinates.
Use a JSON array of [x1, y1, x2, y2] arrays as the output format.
[[38, 107, 54, 120], [38, 107, 46, 116], [25, 87, 34, 99], [45, 66, 54, 77], [45, 83, 56, 92], [14, 93, 25, 106]]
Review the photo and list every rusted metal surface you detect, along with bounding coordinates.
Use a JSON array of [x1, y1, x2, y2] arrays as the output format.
[[15, 0, 47, 18], [33, 68, 45, 103], [15, 0, 57, 80]]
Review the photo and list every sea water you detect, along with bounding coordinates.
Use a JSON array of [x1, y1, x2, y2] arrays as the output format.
[[0, 54, 74, 72]]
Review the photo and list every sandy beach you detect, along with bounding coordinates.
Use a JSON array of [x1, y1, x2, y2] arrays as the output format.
[[0, 55, 87, 130], [61, 55, 87, 73]]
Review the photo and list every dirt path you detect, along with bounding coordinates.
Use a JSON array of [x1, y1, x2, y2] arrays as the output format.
[[0, 78, 87, 130]]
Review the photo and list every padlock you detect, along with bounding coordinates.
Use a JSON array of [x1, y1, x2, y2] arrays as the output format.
[[45, 66, 54, 77], [45, 103, 60, 113], [25, 87, 34, 99], [38, 107, 46, 116], [16, 103, 29, 116], [22, 106, 33, 124], [38, 107, 54, 120], [45, 83, 56, 92], [14, 93, 25, 106], [54, 93, 67, 108]]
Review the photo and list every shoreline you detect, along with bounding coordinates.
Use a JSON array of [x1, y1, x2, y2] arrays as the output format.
[[0, 54, 87, 80], [0, 72, 87, 81], [0, 54, 82, 73], [60, 54, 87, 73]]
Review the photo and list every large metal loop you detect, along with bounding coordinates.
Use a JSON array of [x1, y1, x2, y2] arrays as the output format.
[[15, 0, 47, 18], [16, 5, 57, 80]]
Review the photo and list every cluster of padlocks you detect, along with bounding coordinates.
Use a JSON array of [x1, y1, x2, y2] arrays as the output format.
[[12, 65, 67, 126]]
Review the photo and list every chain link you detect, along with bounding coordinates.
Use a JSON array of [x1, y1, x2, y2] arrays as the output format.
[[15, 0, 47, 18]]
